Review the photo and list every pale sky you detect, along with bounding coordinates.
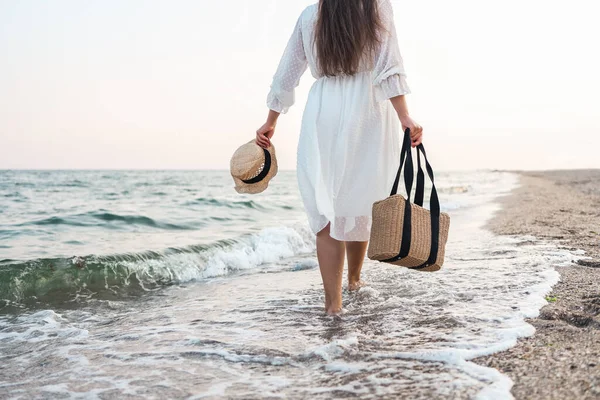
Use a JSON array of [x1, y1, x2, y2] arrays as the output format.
[[0, 0, 598, 171]]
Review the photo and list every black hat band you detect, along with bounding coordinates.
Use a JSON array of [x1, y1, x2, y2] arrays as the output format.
[[241, 148, 272, 184]]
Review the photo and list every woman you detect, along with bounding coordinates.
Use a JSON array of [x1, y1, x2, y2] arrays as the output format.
[[256, 0, 423, 315]]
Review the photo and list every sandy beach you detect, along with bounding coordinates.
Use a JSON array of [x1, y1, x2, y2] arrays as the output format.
[[474, 170, 600, 399]]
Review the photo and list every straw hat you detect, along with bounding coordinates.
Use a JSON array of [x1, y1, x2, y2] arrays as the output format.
[[230, 140, 278, 194]]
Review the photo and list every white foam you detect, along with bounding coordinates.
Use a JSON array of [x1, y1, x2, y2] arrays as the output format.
[[188, 382, 232, 400], [117, 224, 316, 285], [293, 259, 319, 271], [185, 348, 290, 366], [447, 360, 516, 400], [0, 310, 88, 344], [201, 225, 314, 278], [324, 361, 368, 374], [308, 336, 359, 362], [354, 286, 380, 298]]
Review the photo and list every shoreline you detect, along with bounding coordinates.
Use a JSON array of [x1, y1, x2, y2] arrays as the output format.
[[473, 170, 600, 399]]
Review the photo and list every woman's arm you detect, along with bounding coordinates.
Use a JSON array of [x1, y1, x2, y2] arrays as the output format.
[[257, 12, 308, 149], [372, 0, 423, 147], [390, 95, 423, 147]]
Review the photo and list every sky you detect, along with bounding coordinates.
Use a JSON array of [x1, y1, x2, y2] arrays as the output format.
[[0, 0, 598, 171]]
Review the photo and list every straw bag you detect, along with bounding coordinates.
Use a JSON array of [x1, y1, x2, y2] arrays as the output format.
[[368, 128, 450, 272]]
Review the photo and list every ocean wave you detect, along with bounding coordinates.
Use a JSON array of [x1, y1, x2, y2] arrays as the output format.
[[52, 180, 88, 188], [0, 225, 315, 310], [185, 198, 266, 210], [3, 192, 26, 198], [436, 185, 471, 194], [19, 212, 197, 231]]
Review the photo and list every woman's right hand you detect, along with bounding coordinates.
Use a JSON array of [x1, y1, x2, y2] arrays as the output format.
[[399, 116, 423, 147], [255, 110, 281, 149], [256, 122, 276, 149]]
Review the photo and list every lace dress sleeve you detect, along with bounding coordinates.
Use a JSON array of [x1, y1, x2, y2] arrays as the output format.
[[372, 0, 411, 102], [266, 14, 309, 114]]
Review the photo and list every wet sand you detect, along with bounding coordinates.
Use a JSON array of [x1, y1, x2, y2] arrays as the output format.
[[474, 170, 600, 399]]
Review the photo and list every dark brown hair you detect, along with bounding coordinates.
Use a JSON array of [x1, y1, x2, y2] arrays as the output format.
[[315, 0, 383, 77]]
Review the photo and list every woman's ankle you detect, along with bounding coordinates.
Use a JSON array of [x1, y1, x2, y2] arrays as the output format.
[[348, 279, 365, 291]]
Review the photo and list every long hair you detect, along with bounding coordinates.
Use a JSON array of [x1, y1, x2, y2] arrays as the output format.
[[315, 0, 384, 77]]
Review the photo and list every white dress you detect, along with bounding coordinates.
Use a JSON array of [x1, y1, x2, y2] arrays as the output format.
[[267, 0, 411, 242]]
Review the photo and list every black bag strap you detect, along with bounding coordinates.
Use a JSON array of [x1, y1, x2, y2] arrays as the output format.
[[414, 148, 425, 207], [415, 144, 440, 217], [390, 128, 414, 197], [409, 144, 442, 270], [382, 129, 414, 263]]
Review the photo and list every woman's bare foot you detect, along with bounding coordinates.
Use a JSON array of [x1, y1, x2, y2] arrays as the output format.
[[348, 280, 365, 291], [326, 306, 343, 316]]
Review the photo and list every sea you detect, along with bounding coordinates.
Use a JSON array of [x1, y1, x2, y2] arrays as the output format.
[[0, 170, 577, 399]]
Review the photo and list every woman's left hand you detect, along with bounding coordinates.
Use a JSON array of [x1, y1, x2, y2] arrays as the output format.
[[256, 122, 276, 149], [399, 115, 423, 148]]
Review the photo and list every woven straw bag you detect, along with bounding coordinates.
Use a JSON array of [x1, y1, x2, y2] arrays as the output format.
[[368, 128, 450, 272]]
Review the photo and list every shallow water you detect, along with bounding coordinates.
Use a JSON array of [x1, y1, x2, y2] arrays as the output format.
[[0, 170, 576, 399]]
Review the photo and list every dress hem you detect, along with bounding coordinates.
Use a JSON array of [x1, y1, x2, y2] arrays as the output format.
[[309, 215, 372, 242]]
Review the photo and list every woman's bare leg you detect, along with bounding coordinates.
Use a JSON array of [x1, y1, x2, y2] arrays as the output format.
[[316, 224, 345, 315], [346, 241, 368, 291]]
